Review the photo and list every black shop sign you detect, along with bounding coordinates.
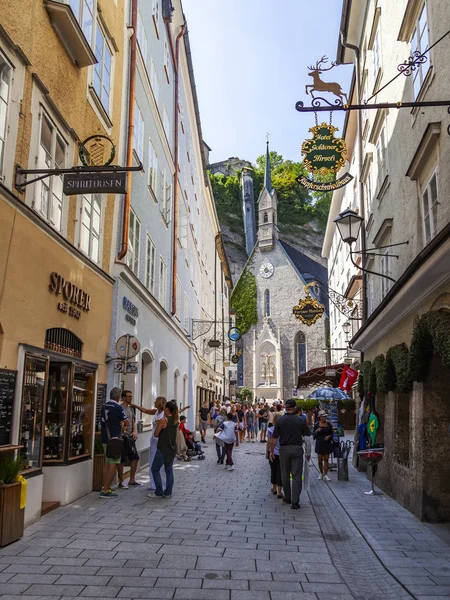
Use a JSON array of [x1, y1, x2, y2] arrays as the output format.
[[63, 172, 127, 195]]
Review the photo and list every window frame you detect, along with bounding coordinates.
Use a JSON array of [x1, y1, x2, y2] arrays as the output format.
[[133, 101, 144, 160], [148, 138, 158, 198], [78, 193, 103, 264], [137, 10, 148, 65], [175, 277, 181, 321], [152, 0, 160, 38], [160, 170, 172, 224], [264, 289, 270, 317], [92, 19, 113, 115], [145, 234, 156, 294], [411, 3, 431, 100], [0, 49, 13, 179], [375, 126, 388, 193], [163, 105, 170, 142], [69, 0, 96, 48], [372, 27, 382, 85], [34, 107, 69, 233], [127, 208, 141, 276], [150, 61, 160, 105], [421, 170, 439, 245], [159, 257, 168, 310], [183, 292, 189, 332], [163, 35, 171, 83], [380, 249, 392, 299]]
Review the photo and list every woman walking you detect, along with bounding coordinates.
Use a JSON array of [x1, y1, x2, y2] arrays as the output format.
[[267, 414, 282, 497], [246, 405, 255, 442], [217, 413, 239, 471], [214, 408, 227, 464], [150, 399, 179, 498], [313, 410, 334, 482]]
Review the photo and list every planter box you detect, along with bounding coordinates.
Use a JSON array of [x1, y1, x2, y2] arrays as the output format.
[[0, 482, 24, 547], [92, 454, 105, 491]]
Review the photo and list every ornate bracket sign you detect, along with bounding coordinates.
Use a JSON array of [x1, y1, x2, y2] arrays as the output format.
[[293, 285, 325, 327], [298, 122, 353, 191]]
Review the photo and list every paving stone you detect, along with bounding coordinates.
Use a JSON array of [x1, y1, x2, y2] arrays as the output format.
[[3, 565, 53, 574], [46, 565, 100, 575], [269, 594, 318, 600], [250, 579, 302, 591], [0, 572, 15, 582], [0, 584, 32, 594], [174, 590, 230, 599], [156, 544, 224, 557], [8, 574, 60, 584], [56, 575, 111, 585], [202, 578, 249, 590], [108, 576, 156, 587], [230, 591, 270, 600], [23, 584, 84, 596], [80, 587, 121, 597], [117, 588, 175, 599], [154, 577, 201, 588], [196, 557, 255, 571]]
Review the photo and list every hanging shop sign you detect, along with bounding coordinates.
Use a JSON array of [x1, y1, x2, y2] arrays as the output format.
[[231, 354, 240, 364], [293, 286, 325, 327], [339, 365, 358, 392], [116, 335, 140, 359], [63, 171, 127, 195], [228, 327, 241, 342], [297, 123, 353, 191]]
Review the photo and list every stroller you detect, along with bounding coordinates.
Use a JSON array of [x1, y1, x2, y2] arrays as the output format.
[[179, 418, 205, 460]]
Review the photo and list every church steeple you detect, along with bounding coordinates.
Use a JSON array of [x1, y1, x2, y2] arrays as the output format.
[[264, 141, 273, 194], [257, 140, 278, 252]]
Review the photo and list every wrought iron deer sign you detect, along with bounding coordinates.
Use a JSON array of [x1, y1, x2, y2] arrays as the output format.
[[305, 56, 348, 104]]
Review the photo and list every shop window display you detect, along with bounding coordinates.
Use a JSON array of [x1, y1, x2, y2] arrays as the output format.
[[20, 355, 48, 470]]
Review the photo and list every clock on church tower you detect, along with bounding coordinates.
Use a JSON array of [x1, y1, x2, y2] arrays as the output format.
[[260, 262, 274, 279]]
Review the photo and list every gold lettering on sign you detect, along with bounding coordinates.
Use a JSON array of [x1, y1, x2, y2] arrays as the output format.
[[49, 272, 92, 312]]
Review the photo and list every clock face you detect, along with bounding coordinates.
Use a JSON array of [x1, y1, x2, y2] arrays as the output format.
[[260, 262, 274, 279]]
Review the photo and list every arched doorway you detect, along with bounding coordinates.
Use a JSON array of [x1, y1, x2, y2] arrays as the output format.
[[173, 369, 180, 401], [183, 374, 188, 407], [159, 360, 168, 398]]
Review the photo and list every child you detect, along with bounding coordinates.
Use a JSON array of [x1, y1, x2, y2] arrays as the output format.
[[217, 412, 239, 471], [179, 416, 203, 455]]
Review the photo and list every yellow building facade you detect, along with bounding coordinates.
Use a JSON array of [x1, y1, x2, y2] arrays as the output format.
[[0, 0, 126, 524]]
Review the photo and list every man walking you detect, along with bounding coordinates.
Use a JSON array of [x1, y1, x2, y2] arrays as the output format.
[[117, 390, 143, 488], [100, 387, 129, 499], [269, 399, 311, 510], [198, 400, 210, 444]]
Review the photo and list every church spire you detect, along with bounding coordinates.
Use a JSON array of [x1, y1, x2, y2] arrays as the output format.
[[264, 141, 272, 194]]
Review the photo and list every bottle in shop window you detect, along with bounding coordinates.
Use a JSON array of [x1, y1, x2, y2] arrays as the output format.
[[57, 443, 63, 459], [23, 420, 30, 441], [20, 436, 28, 467], [59, 423, 63, 436], [44, 444, 51, 459]]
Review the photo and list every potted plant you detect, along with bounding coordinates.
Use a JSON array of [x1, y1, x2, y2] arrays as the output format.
[[0, 454, 25, 547], [92, 437, 105, 492]]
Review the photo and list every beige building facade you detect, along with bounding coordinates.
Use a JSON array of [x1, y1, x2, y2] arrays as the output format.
[[324, 0, 450, 520], [0, 0, 126, 524]]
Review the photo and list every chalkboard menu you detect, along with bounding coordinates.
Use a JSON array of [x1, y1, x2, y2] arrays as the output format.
[[0, 369, 17, 447], [95, 383, 107, 432]]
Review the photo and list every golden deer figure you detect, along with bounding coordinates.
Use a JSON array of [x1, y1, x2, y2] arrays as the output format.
[[305, 56, 348, 104]]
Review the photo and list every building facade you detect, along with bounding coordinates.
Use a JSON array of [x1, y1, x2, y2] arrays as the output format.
[[0, 0, 126, 524], [108, 0, 232, 464], [325, 0, 450, 520], [236, 145, 329, 401]]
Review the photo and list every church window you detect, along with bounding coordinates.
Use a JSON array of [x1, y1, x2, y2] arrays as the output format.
[[295, 331, 307, 375], [264, 289, 270, 317], [263, 211, 268, 223]]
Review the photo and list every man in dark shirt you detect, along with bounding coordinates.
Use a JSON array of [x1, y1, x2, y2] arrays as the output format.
[[100, 387, 129, 498], [270, 399, 311, 509], [258, 404, 269, 443]]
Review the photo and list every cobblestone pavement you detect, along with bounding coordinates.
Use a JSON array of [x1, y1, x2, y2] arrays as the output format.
[[1, 440, 450, 600]]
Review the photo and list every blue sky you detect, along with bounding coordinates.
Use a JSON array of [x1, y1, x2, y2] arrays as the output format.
[[182, 0, 354, 165]]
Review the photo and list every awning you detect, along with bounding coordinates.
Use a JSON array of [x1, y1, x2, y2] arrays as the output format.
[[297, 364, 346, 389]]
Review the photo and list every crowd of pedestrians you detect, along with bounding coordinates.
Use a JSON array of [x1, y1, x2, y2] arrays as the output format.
[[100, 388, 334, 509]]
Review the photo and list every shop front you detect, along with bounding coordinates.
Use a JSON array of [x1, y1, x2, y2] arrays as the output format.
[[0, 199, 113, 526]]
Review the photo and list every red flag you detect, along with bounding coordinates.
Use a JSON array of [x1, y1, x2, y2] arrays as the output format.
[[339, 366, 358, 392]]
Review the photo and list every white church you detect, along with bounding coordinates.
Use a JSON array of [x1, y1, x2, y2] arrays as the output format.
[[236, 143, 329, 401]]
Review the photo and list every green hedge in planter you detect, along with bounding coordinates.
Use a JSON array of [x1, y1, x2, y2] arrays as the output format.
[[359, 361, 372, 395], [386, 343, 412, 393], [409, 311, 450, 382], [0, 455, 25, 485]]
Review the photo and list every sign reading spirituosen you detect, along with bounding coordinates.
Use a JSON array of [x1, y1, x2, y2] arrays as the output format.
[[297, 123, 353, 191]]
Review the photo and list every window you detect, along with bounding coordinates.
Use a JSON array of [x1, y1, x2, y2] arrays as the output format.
[[264, 289, 270, 317], [145, 234, 156, 293], [93, 24, 112, 112], [79, 194, 102, 263], [376, 127, 388, 190], [412, 5, 430, 99], [178, 201, 188, 249], [159, 168, 164, 203], [134, 102, 144, 159], [380, 249, 391, 299], [367, 275, 374, 316], [35, 111, 67, 231], [365, 171, 373, 215], [0, 51, 12, 176], [150, 61, 159, 104], [175, 277, 181, 320], [263, 211, 268, 224], [152, 0, 160, 34], [161, 171, 172, 223], [163, 106, 170, 140], [422, 172, 438, 244], [184, 293, 189, 332], [137, 11, 148, 64], [127, 209, 140, 276], [69, 0, 95, 46], [295, 332, 307, 375], [164, 36, 170, 82], [159, 258, 167, 309], [148, 139, 158, 194], [373, 28, 381, 81]]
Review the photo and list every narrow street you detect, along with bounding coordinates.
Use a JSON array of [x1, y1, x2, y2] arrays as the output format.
[[1, 443, 450, 600]]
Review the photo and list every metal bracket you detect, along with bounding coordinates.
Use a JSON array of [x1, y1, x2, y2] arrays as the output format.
[[295, 98, 450, 113], [15, 163, 144, 192]]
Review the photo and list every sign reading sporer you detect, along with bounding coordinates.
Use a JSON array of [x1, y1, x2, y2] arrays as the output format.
[[63, 172, 127, 195]]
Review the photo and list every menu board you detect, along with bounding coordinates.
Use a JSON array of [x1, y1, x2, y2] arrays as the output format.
[[95, 383, 107, 431], [0, 369, 17, 446]]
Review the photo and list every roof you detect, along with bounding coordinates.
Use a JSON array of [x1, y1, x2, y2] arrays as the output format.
[[297, 364, 346, 389], [279, 240, 329, 312]]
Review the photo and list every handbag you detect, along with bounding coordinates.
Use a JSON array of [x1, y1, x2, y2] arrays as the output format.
[[214, 429, 225, 447]]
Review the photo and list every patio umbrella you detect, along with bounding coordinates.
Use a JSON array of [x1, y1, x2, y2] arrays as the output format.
[[307, 387, 349, 400]]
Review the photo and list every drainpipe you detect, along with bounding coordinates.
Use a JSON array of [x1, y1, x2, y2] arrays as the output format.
[[170, 23, 186, 315], [340, 34, 367, 323], [117, 0, 138, 260]]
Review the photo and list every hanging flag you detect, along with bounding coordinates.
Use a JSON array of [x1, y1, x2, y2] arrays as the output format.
[[339, 365, 358, 392], [368, 412, 380, 447]]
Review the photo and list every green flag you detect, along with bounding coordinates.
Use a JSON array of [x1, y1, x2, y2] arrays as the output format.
[[368, 412, 379, 446]]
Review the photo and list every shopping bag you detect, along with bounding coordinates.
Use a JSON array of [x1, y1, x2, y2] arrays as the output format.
[[214, 430, 225, 447]]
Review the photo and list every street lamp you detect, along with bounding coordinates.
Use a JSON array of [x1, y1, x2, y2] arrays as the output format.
[[333, 208, 397, 283], [342, 320, 351, 338], [334, 208, 363, 245]]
